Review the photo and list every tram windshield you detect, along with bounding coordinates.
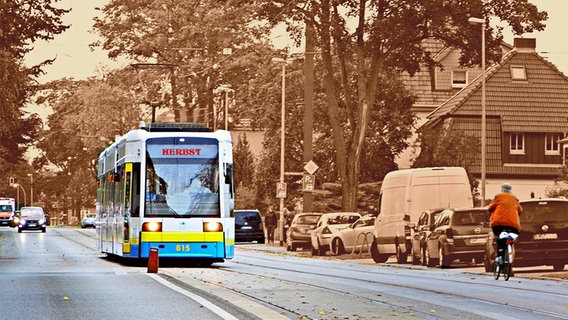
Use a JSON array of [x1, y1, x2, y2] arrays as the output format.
[[145, 137, 220, 217]]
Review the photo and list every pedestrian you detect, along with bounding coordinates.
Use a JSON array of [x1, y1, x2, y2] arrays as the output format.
[[265, 207, 277, 244]]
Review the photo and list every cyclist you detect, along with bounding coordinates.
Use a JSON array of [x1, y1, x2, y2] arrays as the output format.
[[488, 183, 522, 265]]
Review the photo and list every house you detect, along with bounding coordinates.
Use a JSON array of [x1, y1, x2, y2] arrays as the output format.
[[419, 38, 568, 201], [396, 39, 511, 168]]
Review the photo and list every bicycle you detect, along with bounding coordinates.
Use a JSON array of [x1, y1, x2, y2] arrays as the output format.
[[493, 231, 518, 281]]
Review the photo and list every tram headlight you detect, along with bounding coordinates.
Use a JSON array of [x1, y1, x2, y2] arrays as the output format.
[[143, 222, 162, 232], [204, 222, 222, 232]]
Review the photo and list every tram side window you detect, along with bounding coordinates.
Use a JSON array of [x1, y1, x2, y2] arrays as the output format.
[[131, 163, 140, 217]]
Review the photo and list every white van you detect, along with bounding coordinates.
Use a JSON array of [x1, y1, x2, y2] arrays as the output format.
[[371, 167, 473, 264]]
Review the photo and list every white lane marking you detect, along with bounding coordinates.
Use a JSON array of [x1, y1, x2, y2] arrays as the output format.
[[147, 273, 239, 320]]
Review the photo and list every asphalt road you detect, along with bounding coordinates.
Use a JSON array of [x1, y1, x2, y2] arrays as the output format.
[[2, 226, 567, 320]]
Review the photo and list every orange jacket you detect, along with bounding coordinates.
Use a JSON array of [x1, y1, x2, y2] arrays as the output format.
[[488, 192, 522, 231]]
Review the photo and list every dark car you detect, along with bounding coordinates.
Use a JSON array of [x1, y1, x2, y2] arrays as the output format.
[[235, 210, 265, 243], [484, 198, 568, 272], [410, 208, 445, 265], [425, 207, 490, 267], [286, 212, 323, 252], [18, 206, 48, 233]]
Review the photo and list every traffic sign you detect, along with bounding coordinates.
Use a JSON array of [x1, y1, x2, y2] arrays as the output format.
[[304, 160, 319, 175], [276, 182, 287, 199], [302, 174, 315, 192]]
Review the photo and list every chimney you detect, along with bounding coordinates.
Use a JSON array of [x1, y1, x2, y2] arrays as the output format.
[[514, 38, 536, 53]]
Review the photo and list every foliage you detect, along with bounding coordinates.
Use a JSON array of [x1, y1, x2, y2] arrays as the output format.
[[255, 0, 547, 211], [233, 132, 256, 195], [0, 0, 69, 203], [547, 165, 568, 198], [413, 126, 480, 195], [92, 0, 275, 127], [34, 72, 144, 212]]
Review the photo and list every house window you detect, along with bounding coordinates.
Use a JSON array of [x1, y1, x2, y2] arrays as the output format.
[[510, 66, 527, 80], [510, 133, 525, 155], [452, 70, 467, 88], [545, 133, 563, 155]]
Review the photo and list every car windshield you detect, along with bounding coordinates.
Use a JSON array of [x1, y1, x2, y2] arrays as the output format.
[[0, 205, 12, 212], [296, 215, 321, 225], [21, 209, 43, 218], [235, 212, 260, 223], [521, 201, 568, 224], [144, 137, 220, 217], [452, 210, 486, 225]]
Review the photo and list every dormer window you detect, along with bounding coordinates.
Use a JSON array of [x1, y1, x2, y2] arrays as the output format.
[[510, 65, 527, 80], [452, 70, 467, 88]]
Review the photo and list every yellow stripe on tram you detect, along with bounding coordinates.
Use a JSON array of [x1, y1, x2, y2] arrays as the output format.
[[141, 232, 224, 242]]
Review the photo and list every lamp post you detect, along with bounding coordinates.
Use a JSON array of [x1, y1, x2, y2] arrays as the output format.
[[272, 57, 287, 246], [27, 173, 33, 206], [469, 16, 486, 206]]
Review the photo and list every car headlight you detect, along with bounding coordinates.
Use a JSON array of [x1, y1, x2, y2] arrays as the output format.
[[20, 219, 27, 225], [204, 222, 222, 232], [39, 219, 45, 225], [13, 217, 20, 224], [142, 222, 162, 232]]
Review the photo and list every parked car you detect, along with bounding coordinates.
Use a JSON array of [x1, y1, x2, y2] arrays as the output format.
[[484, 198, 568, 272], [81, 214, 96, 228], [425, 207, 490, 267], [330, 215, 376, 255], [371, 167, 474, 264], [410, 208, 445, 265], [286, 212, 323, 252], [235, 209, 265, 244], [18, 206, 48, 233], [311, 212, 361, 256]]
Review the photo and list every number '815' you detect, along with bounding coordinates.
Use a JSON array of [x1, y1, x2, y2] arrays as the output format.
[[176, 244, 190, 252]]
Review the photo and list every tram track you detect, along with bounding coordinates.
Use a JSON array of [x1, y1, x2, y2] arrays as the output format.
[[181, 252, 568, 319]]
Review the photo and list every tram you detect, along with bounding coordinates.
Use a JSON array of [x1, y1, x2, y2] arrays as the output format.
[[96, 122, 235, 263]]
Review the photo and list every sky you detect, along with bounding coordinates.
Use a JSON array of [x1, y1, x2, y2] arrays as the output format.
[[24, 0, 568, 82]]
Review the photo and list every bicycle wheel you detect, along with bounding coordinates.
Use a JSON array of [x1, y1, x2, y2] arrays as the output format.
[[503, 263, 511, 281], [503, 245, 511, 281], [492, 260, 500, 280]]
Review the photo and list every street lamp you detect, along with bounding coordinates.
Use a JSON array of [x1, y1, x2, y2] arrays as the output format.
[[469, 16, 486, 206], [216, 85, 234, 130], [27, 173, 33, 206]]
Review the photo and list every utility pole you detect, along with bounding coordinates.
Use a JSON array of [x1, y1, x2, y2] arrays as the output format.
[[303, 22, 315, 213]]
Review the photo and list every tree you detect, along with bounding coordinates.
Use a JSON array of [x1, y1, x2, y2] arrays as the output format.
[[0, 0, 69, 186], [257, 0, 547, 211], [233, 133, 256, 191], [413, 127, 480, 196], [92, 0, 274, 127]]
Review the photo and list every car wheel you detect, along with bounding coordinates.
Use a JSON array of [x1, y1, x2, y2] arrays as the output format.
[[411, 243, 420, 265], [553, 264, 565, 271], [317, 241, 326, 256], [81, 225, 86, 229], [311, 243, 319, 256], [331, 238, 345, 256], [483, 248, 494, 272], [18, 227, 22, 233], [42, 227, 46, 233], [426, 246, 438, 267], [439, 246, 451, 268], [396, 244, 408, 264], [370, 239, 389, 263], [420, 244, 427, 266], [290, 243, 297, 252]]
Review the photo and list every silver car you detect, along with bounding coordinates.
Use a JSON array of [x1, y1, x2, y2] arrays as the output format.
[[330, 215, 376, 255], [310, 212, 361, 256]]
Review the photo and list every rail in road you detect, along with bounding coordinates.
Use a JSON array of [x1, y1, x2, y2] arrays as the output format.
[[169, 243, 568, 319], [4, 227, 566, 320]]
